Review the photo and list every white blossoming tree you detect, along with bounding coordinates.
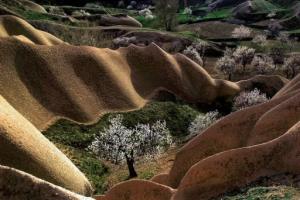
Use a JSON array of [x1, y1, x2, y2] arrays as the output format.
[[183, 45, 203, 66], [216, 56, 236, 80], [252, 34, 268, 51], [232, 25, 252, 40], [233, 46, 256, 71], [233, 89, 269, 111], [89, 115, 172, 178], [282, 55, 300, 78], [251, 55, 275, 74], [188, 111, 220, 136]]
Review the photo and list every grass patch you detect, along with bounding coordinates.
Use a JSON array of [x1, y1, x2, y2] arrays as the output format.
[[252, 0, 281, 13], [44, 102, 201, 147], [223, 186, 300, 200], [177, 13, 199, 24], [134, 15, 158, 29], [54, 143, 109, 194], [17, 9, 56, 21], [203, 8, 233, 20]]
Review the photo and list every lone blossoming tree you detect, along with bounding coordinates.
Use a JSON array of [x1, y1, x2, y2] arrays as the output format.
[[233, 46, 256, 71], [216, 56, 236, 80], [89, 115, 172, 178]]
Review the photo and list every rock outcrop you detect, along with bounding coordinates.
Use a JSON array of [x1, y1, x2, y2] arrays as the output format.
[[0, 165, 92, 200], [0, 15, 63, 45], [0, 96, 93, 195]]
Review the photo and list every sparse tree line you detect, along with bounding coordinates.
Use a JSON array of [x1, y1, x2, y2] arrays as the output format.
[[182, 25, 300, 81]]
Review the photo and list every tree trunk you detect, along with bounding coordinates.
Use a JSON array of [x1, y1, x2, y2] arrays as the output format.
[[292, 68, 296, 78], [125, 155, 137, 178], [242, 62, 246, 72]]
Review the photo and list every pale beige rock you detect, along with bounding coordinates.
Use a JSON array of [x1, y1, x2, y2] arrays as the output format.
[[0, 96, 93, 195], [94, 180, 175, 200], [0, 165, 93, 200]]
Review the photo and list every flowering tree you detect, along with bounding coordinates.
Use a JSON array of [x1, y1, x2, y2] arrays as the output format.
[[251, 55, 275, 74], [193, 40, 209, 66], [253, 34, 267, 46], [269, 47, 285, 69], [188, 111, 220, 136], [282, 55, 300, 78], [112, 36, 137, 47], [233, 89, 269, 111], [232, 25, 252, 40], [183, 45, 203, 66], [89, 115, 172, 178], [233, 46, 256, 71], [216, 56, 236, 80]]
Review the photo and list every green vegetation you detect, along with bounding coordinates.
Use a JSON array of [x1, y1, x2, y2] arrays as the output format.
[[252, 0, 281, 13], [135, 15, 158, 28], [15, 9, 56, 21], [55, 144, 109, 194], [43, 101, 200, 193], [223, 186, 300, 200], [45, 102, 201, 144], [203, 8, 233, 20], [177, 13, 198, 24]]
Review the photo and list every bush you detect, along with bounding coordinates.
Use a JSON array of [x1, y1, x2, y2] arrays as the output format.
[[183, 46, 203, 65], [188, 110, 220, 136], [232, 89, 269, 111], [119, 102, 200, 137], [43, 102, 200, 149]]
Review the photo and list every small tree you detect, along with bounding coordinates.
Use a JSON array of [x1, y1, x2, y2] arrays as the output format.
[[216, 56, 236, 80], [277, 32, 297, 53], [233, 89, 269, 111], [269, 47, 285, 69], [282, 55, 300, 78], [233, 46, 256, 71], [267, 19, 283, 37], [193, 40, 209, 67], [252, 34, 267, 46], [89, 115, 172, 178], [251, 54, 275, 74], [154, 0, 179, 31]]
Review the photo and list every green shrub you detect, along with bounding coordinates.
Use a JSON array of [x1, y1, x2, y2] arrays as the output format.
[[54, 144, 109, 194], [44, 102, 200, 149]]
